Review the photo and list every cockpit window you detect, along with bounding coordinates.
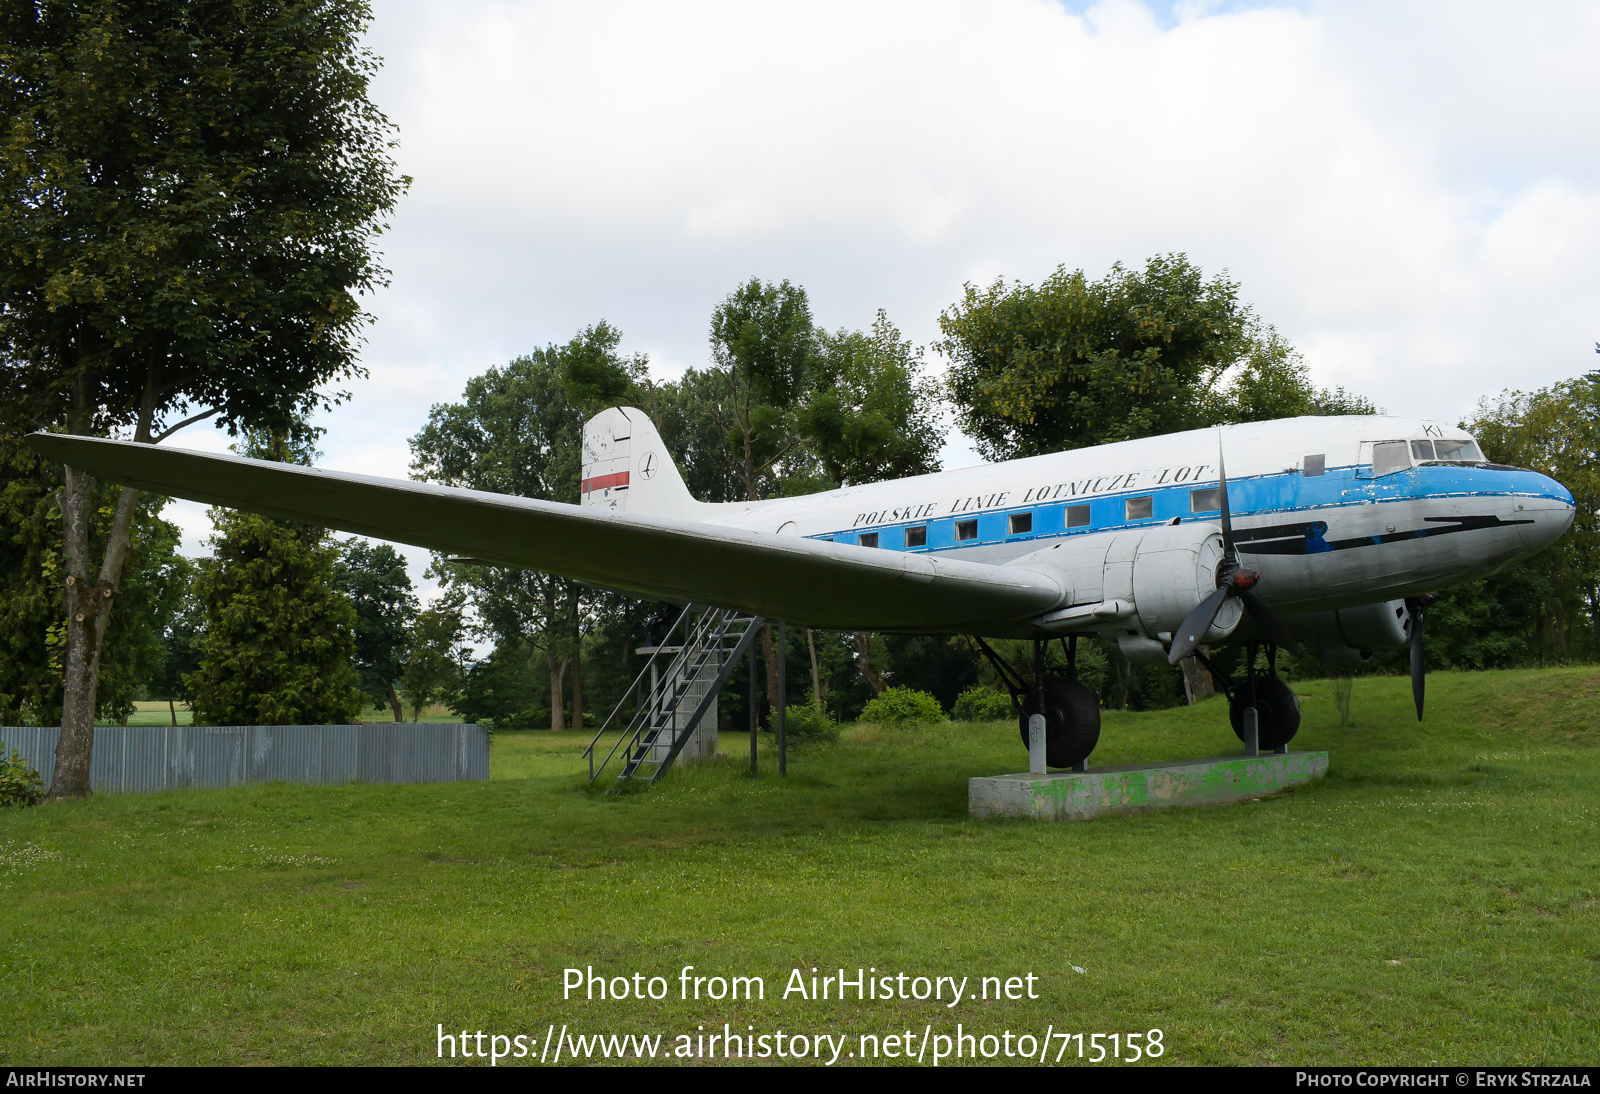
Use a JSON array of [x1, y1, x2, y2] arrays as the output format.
[[1411, 440, 1435, 461], [1371, 441, 1411, 476], [1433, 438, 1483, 462]]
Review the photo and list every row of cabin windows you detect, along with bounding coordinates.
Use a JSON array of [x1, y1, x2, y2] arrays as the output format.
[[847, 486, 1228, 549]]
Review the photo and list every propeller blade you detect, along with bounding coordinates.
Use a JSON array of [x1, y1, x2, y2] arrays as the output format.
[[1409, 600, 1426, 721], [1238, 588, 1299, 654], [1216, 436, 1236, 558], [1168, 586, 1232, 664]]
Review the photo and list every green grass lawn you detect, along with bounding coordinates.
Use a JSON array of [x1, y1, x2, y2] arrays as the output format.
[[5, 667, 1598, 1066]]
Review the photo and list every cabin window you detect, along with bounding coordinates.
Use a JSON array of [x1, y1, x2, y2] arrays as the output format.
[[1411, 440, 1435, 461], [1304, 454, 1326, 476], [955, 519, 978, 541], [1371, 441, 1410, 476], [1189, 487, 1221, 512], [1124, 496, 1153, 521], [1065, 504, 1090, 528], [1008, 512, 1032, 535], [1433, 438, 1484, 462], [859, 532, 879, 548], [905, 525, 926, 548]]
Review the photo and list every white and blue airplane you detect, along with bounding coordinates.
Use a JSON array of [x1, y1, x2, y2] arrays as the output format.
[[30, 407, 1575, 767]]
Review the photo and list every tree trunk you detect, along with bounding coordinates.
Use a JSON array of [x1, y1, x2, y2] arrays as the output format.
[[759, 623, 781, 717], [854, 631, 885, 694], [386, 680, 404, 723], [806, 628, 822, 711], [1179, 652, 1215, 704], [168, 697, 178, 726], [571, 648, 583, 732], [549, 653, 568, 731], [48, 367, 157, 801]]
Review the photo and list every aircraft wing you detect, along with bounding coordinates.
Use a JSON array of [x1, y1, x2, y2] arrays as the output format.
[[27, 434, 1066, 633]]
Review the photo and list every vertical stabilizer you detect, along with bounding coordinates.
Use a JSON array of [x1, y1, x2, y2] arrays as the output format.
[[580, 406, 699, 519]]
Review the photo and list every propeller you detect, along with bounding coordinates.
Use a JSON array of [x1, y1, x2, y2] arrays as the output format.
[[1405, 594, 1437, 721], [1168, 440, 1299, 664]]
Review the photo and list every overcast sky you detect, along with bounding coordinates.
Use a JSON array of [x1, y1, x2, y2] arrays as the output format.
[[164, 0, 1600, 593]]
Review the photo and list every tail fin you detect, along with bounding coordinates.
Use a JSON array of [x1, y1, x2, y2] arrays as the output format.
[[580, 406, 699, 518]]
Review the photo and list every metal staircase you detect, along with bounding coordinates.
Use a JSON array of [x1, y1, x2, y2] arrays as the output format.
[[584, 606, 764, 790]]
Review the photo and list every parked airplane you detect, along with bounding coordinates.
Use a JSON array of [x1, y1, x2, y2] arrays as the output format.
[[29, 408, 1574, 769]]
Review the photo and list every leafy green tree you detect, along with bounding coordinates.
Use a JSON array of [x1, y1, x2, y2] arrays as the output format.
[[146, 559, 201, 725], [0, 431, 182, 726], [1465, 375, 1599, 658], [708, 277, 818, 501], [186, 430, 359, 725], [800, 311, 944, 490], [1202, 326, 1378, 423], [400, 596, 468, 721], [332, 539, 418, 721], [0, 0, 406, 796], [411, 339, 589, 730], [939, 255, 1253, 460], [453, 639, 546, 730], [187, 509, 361, 726]]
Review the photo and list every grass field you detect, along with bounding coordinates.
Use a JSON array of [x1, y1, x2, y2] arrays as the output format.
[[5, 668, 1598, 1066]]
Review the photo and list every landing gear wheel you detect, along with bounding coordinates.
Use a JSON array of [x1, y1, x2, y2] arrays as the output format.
[[1229, 676, 1301, 750], [1017, 676, 1102, 768]]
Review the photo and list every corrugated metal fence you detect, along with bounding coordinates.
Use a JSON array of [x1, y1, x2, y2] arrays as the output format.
[[0, 724, 488, 794]]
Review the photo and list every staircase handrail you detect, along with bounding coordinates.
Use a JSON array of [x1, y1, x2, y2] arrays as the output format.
[[586, 605, 729, 784], [582, 604, 692, 771]]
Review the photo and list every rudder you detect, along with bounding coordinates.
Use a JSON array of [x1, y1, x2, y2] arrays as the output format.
[[580, 406, 699, 519]]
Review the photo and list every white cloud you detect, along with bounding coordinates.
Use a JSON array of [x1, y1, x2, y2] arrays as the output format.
[[171, 1, 1600, 582]]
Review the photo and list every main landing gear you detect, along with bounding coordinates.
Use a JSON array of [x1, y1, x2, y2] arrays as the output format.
[[1194, 642, 1300, 754], [974, 635, 1101, 770]]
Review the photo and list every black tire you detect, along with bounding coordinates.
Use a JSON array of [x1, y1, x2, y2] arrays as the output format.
[[1017, 675, 1102, 767], [1229, 676, 1301, 750]]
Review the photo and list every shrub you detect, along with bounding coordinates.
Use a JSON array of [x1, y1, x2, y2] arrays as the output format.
[[781, 702, 839, 742], [858, 687, 945, 726], [0, 747, 43, 808], [951, 686, 1015, 722]]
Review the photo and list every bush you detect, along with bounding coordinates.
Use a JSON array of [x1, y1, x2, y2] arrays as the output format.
[[780, 702, 838, 742], [951, 686, 1015, 722], [858, 687, 945, 726], [0, 747, 43, 808]]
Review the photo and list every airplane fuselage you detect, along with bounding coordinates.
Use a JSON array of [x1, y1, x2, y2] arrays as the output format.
[[625, 415, 1574, 646]]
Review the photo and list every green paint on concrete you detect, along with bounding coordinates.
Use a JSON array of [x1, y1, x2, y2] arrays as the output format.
[[968, 752, 1329, 821]]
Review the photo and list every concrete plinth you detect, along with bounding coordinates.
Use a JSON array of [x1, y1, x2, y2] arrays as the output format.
[[968, 751, 1328, 821]]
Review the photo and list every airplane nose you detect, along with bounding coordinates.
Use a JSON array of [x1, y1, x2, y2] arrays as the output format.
[[1518, 474, 1576, 553]]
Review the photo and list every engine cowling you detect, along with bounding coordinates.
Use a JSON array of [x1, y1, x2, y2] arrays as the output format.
[[1286, 600, 1412, 669], [1016, 522, 1241, 653]]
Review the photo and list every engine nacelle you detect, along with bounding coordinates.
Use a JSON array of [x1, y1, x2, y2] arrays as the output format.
[[1019, 522, 1241, 652], [1287, 600, 1412, 670]]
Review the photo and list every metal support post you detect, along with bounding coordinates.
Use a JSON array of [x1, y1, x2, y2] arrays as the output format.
[[749, 642, 758, 775], [1028, 636, 1047, 775], [777, 620, 787, 778], [1242, 642, 1259, 756]]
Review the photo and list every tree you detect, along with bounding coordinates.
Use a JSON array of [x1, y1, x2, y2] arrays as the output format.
[[938, 255, 1253, 460], [0, 0, 406, 797], [185, 430, 360, 725], [187, 509, 361, 726], [800, 311, 944, 489], [332, 538, 418, 721], [1465, 375, 1599, 658], [400, 596, 468, 721], [708, 278, 818, 501], [410, 338, 589, 730], [1202, 325, 1378, 423], [146, 559, 201, 725], [0, 430, 182, 726]]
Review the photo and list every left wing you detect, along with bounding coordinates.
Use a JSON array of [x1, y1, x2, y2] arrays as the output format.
[[28, 433, 1066, 633]]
